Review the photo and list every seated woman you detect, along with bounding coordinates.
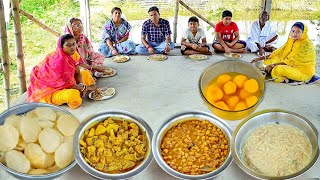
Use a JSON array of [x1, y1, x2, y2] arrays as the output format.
[[251, 22, 315, 83], [65, 18, 114, 74], [99, 7, 136, 57], [27, 34, 96, 109]]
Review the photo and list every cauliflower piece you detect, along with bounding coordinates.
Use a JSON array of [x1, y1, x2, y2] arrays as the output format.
[[79, 140, 87, 148], [87, 146, 96, 157], [123, 154, 136, 161], [129, 128, 139, 137], [95, 163, 104, 171], [129, 123, 139, 130], [122, 121, 128, 130], [94, 139, 104, 148], [95, 124, 107, 136], [88, 127, 95, 137], [103, 118, 114, 127], [122, 160, 135, 170], [106, 124, 119, 137]]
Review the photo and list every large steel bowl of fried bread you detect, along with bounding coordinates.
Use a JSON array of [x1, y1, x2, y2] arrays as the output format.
[[73, 110, 153, 179], [0, 103, 78, 180], [152, 111, 233, 179]]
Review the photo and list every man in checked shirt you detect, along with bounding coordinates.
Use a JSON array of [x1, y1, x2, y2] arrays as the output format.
[[136, 6, 175, 55]]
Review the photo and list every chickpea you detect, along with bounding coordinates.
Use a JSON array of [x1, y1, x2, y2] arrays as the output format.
[[163, 149, 169, 153], [187, 162, 193, 166]]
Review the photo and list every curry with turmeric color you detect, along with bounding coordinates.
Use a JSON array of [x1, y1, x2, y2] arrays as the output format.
[[161, 120, 229, 175], [79, 117, 148, 173]]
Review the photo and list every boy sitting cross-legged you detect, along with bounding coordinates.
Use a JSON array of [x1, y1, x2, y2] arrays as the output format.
[[181, 16, 211, 55]]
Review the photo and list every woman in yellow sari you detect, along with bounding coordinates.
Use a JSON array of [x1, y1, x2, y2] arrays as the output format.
[[27, 34, 96, 109], [251, 22, 315, 83]]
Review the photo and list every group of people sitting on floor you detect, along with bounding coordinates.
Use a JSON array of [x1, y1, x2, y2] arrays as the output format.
[[26, 6, 316, 109]]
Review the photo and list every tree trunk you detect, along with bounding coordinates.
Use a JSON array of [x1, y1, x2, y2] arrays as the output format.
[[173, 0, 179, 43], [11, 0, 27, 94], [0, 0, 11, 109]]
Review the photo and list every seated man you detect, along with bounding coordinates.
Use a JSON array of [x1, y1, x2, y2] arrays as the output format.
[[136, 6, 175, 55], [246, 11, 278, 56], [181, 16, 211, 55], [212, 10, 246, 53]]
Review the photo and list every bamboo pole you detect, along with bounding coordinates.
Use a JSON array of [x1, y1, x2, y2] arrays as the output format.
[[0, 0, 11, 108], [80, 0, 91, 40], [179, 0, 215, 28], [19, 9, 60, 37], [11, 0, 27, 94], [173, 0, 179, 43]]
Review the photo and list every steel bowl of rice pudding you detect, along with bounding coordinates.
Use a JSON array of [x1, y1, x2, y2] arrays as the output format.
[[231, 109, 319, 179]]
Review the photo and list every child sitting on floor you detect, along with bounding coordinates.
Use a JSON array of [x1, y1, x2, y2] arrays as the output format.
[[181, 16, 211, 55], [212, 10, 246, 53]]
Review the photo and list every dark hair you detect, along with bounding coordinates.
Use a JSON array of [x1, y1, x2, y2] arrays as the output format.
[[148, 6, 159, 13], [188, 16, 199, 23], [292, 22, 304, 32], [222, 10, 232, 18], [60, 34, 74, 47], [69, 18, 82, 25], [111, 7, 122, 14]]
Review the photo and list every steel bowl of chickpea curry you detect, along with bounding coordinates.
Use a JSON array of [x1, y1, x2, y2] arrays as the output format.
[[152, 111, 233, 179], [73, 110, 153, 179]]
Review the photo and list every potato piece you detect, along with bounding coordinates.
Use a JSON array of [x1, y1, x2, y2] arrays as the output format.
[[38, 120, 55, 129], [4, 115, 21, 133], [235, 101, 247, 111], [35, 107, 57, 121], [226, 95, 240, 109], [5, 150, 31, 173], [63, 135, 74, 144], [57, 115, 80, 136], [20, 116, 41, 143], [39, 128, 62, 153], [238, 88, 251, 99], [95, 124, 107, 136], [0, 124, 19, 152], [28, 168, 50, 175], [54, 143, 74, 168], [24, 143, 43, 168], [14, 137, 27, 151]]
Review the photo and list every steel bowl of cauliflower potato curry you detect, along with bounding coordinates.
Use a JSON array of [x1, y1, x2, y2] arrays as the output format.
[[73, 110, 153, 179]]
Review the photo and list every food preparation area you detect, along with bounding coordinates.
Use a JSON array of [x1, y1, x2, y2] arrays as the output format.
[[2, 52, 320, 179]]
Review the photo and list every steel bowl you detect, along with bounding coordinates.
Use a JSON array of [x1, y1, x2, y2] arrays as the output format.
[[152, 111, 233, 179], [199, 60, 266, 120], [73, 110, 153, 180], [232, 109, 319, 179], [0, 103, 76, 180]]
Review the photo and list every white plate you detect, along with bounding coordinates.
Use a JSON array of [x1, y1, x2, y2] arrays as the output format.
[[94, 69, 117, 78], [112, 55, 130, 63], [189, 54, 208, 60], [88, 87, 116, 101], [224, 53, 242, 59], [148, 54, 167, 61]]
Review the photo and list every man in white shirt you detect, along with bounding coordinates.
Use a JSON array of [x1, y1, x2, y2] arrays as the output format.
[[246, 11, 278, 56], [181, 16, 211, 55]]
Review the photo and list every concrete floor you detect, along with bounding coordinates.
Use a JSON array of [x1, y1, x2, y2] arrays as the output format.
[[1, 50, 320, 179]]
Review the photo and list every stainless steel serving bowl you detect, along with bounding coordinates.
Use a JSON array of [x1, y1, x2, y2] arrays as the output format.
[[232, 109, 319, 179], [73, 110, 153, 180], [152, 111, 233, 179], [0, 103, 76, 180]]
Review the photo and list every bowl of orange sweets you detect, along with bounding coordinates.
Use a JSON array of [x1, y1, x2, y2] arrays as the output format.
[[199, 60, 265, 120]]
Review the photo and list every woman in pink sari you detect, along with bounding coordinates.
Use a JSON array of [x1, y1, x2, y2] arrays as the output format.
[[65, 18, 115, 74], [27, 34, 96, 109]]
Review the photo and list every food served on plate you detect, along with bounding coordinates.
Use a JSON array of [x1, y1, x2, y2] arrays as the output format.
[[91, 88, 115, 100], [224, 53, 241, 58], [149, 54, 167, 61], [242, 124, 312, 176], [79, 117, 148, 173], [189, 54, 208, 60], [205, 72, 261, 111], [0, 107, 79, 175], [160, 119, 229, 175], [112, 55, 129, 63]]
